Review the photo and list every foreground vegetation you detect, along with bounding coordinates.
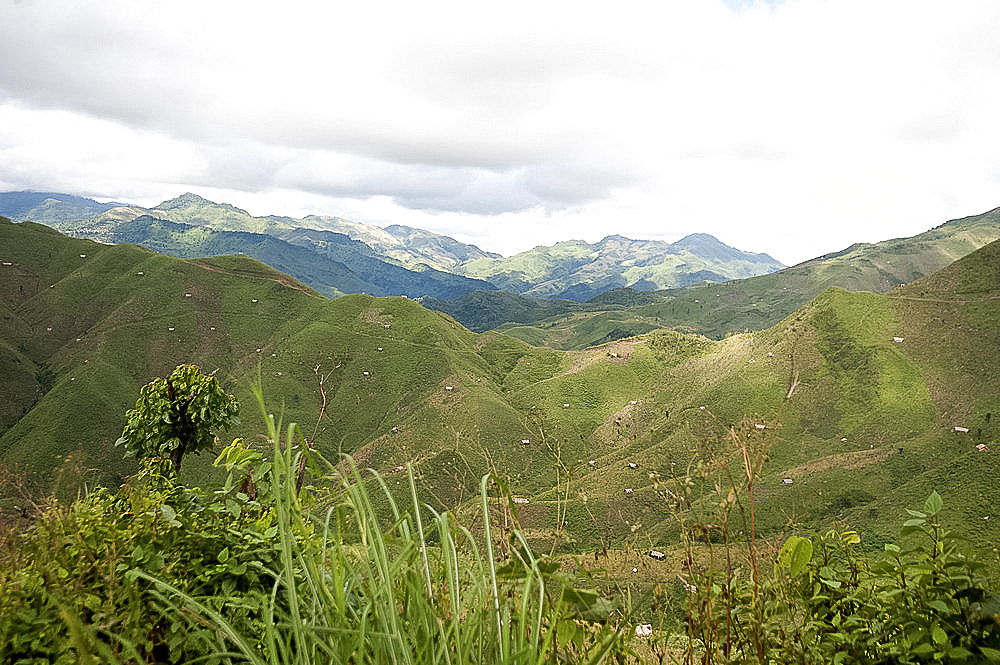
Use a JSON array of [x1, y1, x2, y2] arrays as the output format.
[[2, 369, 999, 664]]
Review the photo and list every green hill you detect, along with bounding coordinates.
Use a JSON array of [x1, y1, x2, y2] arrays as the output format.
[[2, 218, 998, 555], [0, 219, 553, 505]]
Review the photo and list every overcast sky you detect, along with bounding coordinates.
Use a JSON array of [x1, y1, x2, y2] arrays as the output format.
[[1, 0, 998, 265]]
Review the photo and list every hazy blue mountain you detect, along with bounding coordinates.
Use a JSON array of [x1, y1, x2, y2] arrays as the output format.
[[2, 191, 788, 306], [0, 192, 499, 299], [297, 220, 501, 271], [105, 215, 498, 299], [0, 192, 501, 275], [0, 191, 126, 222]]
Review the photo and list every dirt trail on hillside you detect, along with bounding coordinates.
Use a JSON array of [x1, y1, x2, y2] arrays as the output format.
[[780, 448, 895, 479], [887, 293, 1000, 304], [189, 260, 319, 296]]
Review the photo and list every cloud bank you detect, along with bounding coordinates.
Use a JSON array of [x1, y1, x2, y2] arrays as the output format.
[[1, 0, 998, 264]]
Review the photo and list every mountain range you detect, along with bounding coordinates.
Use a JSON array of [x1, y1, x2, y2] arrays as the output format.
[[1, 214, 998, 555], [425, 206, 1000, 346], [0, 191, 784, 302]]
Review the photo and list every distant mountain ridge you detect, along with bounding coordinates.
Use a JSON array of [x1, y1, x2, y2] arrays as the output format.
[[427, 206, 1000, 346], [455, 232, 783, 301], [0, 192, 498, 299], [0, 191, 785, 303], [0, 191, 125, 221], [100, 214, 497, 300], [0, 191, 499, 273]]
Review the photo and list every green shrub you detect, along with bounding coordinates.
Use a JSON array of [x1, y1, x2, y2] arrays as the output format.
[[675, 490, 1000, 664], [0, 461, 288, 663]]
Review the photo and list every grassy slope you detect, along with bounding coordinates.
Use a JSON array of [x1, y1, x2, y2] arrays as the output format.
[[0, 220, 543, 499], [468, 243, 1000, 552]]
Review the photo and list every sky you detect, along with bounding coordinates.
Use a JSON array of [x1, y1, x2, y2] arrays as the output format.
[[1, 0, 998, 266]]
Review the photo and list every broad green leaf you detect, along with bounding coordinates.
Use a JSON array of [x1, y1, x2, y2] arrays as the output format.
[[160, 504, 177, 522], [840, 531, 860, 546], [788, 537, 813, 577], [980, 646, 1000, 661], [932, 625, 947, 646], [777, 536, 802, 571], [927, 600, 950, 613], [924, 490, 943, 516]]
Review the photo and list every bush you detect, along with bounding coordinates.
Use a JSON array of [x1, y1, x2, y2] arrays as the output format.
[[676, 491, 1000, 664]]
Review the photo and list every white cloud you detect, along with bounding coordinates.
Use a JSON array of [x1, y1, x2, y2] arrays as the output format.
[[1, 0, 998, 265]]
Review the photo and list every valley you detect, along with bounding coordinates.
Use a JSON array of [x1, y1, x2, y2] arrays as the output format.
[[2, 213, 998, 552]]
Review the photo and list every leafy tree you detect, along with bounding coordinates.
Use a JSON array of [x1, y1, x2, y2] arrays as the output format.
[[116, 364, 240, 475]]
